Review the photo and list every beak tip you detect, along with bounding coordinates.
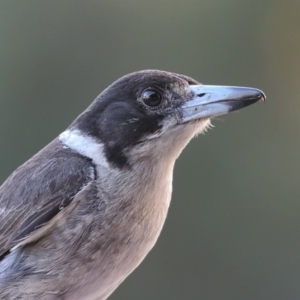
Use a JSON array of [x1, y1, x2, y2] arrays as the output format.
[[261, 92, 267, 102]]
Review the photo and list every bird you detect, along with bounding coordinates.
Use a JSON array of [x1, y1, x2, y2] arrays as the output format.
[[0, 70, 265, 299]]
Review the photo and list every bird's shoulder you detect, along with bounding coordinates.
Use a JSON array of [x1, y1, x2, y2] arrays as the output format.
[[0, 138, 96, 258]]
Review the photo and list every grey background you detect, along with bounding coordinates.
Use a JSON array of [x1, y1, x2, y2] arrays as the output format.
[[0, 1, 299, 299]]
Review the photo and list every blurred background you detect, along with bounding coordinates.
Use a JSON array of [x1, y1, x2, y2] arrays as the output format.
[[0, 1, 299, 299]]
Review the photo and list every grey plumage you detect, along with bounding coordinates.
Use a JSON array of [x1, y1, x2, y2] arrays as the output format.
[[0, 70, 265, 299]]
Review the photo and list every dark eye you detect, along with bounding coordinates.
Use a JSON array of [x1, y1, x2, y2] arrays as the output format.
[[141, 89, 162, 107]]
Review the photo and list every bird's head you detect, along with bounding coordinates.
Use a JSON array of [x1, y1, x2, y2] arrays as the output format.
[[69, 70, 265, 169]]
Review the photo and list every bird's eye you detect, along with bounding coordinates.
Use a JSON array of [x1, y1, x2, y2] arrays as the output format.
[[141, 89, 162, 107]]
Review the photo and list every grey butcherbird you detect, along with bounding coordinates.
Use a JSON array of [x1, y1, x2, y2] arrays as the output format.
[[0, 70, 265, 299]]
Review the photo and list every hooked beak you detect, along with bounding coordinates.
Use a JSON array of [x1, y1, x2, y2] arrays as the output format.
[[181, 85, 266, 123]]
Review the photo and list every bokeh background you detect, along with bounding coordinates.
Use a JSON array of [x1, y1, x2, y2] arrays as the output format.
[[0, 1, 299, 299]]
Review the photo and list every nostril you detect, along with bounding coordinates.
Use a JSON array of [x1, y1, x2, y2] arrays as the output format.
[[198, 93, 206, 97]]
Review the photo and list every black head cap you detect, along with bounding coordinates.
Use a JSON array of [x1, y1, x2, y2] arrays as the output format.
[[71, 70, 199, 169]]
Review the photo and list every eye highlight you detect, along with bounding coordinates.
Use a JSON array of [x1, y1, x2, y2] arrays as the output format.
[[141, 89, 162, 107]]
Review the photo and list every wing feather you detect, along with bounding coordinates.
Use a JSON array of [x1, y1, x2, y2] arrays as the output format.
[[0, 139, 95, 258]]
